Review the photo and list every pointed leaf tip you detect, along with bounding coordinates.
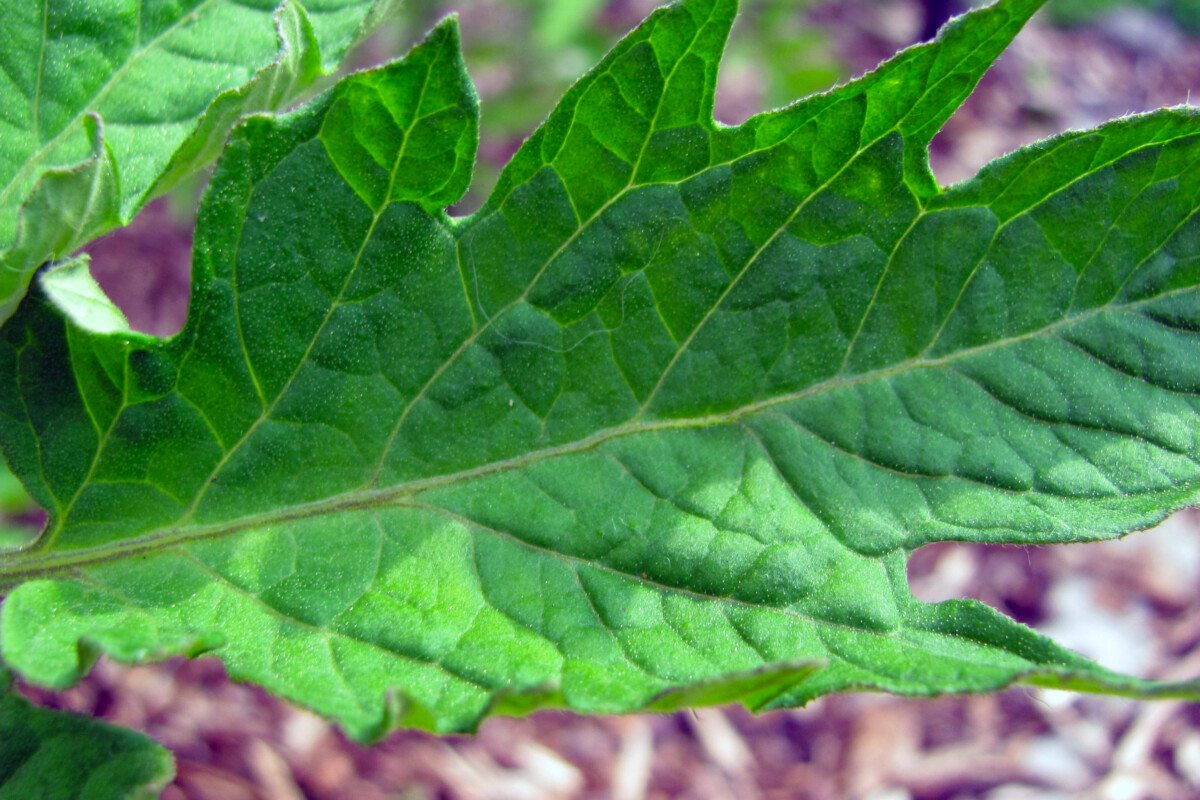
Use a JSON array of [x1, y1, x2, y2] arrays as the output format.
[[320, 15, 479, 214]]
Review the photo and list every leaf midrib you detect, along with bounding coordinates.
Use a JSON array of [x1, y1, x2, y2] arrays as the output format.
[[11, 0, 1197, 588], [59, 3, 1096, 554], [3, 282, 1194, 582]]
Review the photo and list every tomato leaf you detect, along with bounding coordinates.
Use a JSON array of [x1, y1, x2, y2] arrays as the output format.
[[0, 0, 396, 323], [2, 0, 1199, 741], [0, 668, 172, 799]]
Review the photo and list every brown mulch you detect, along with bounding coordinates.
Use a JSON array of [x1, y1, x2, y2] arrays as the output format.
[[19, 2, 1200, 798]]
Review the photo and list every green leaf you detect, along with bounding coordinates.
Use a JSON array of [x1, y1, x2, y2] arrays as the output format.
[[38, 257, 130, 336], [0, 455, 36, 550], [0, 668, 173, 799], [0, 462, 33, 519], [3, 0, 1200, 741], [0, 0, 397, 324]]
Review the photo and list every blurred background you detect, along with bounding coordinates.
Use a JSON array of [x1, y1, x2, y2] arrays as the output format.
[[6, 0, 1200, 797]]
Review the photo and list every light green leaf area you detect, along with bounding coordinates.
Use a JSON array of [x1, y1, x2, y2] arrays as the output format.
[[0, 0, 396, 324], [0, 668, 173, 799], [0, 454, 36, 549], [3, 0, 1200, 738], [0, 463, 33, 518]]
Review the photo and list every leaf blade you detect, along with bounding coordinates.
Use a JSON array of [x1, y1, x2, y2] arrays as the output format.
[[0, 668, 173, 800], [0, 0, 392, 324], [3, 0, 1200, 742]]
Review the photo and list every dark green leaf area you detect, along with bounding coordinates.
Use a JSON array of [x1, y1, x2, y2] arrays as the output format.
[[0, 669, 172, 800], [3, 0, 1200, 737]]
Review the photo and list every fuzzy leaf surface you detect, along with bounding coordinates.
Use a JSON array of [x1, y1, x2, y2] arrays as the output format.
[[0, 668, 172, 799], [2, 0, 1200, 738], [0, 0, 395, 323]]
